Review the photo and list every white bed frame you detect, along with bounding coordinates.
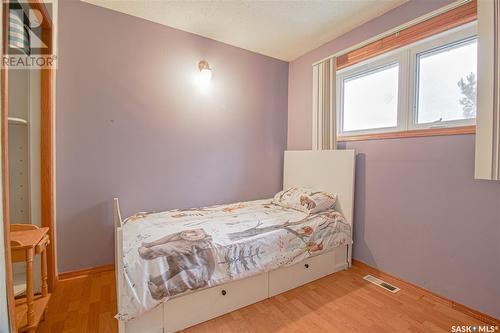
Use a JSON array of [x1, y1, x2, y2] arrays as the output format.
[[114, 150, 356, 333]]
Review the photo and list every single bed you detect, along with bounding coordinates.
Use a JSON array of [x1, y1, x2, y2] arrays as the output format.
[[114, 149, 356, 333]]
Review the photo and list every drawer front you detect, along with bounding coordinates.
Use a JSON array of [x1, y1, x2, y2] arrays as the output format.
[[124, 305, 163, 333], [269, 249, 341, 297], [163, 272, 268, 333]]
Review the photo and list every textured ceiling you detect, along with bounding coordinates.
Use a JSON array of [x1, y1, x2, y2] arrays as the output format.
[[82, 0, 407, 61]]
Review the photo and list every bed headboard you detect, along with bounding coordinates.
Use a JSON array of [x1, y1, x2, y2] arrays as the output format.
[[283, 150, 356, 227]]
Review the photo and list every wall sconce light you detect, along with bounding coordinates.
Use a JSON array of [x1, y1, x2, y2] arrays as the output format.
[[198, 60, 212, 83]]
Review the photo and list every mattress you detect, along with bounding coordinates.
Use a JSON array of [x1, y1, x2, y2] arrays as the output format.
[[117, 199, 352, 321]]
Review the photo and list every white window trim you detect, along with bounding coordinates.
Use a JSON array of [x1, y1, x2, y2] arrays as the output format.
[[409, 27, 477, 130], [337, 53, 408, 137], [336, 22, 477, 137]]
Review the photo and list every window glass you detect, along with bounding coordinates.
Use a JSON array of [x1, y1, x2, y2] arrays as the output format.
[[416, 38, 477, 124], [343, 64, 399, 132]]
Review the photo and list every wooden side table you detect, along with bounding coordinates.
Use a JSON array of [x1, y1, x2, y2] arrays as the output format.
[[10, 224, 51, 333]]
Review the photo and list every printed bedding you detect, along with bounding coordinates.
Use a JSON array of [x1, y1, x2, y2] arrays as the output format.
[[117, 199, 352, 321]]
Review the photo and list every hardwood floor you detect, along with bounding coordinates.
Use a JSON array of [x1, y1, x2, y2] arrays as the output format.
[[37, 263, 489, 333], [37, 269, 116, 333]]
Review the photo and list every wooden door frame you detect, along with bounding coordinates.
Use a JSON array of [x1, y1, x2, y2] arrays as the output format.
[[31, 0, 56, 293], [1, 1, 55, 330], [1, 2, 16, 331]]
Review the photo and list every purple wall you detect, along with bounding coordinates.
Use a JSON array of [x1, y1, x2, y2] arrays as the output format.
[[56, 1, 288, 272], [339, 135, 500, 319], [288, 0, 500, 319]]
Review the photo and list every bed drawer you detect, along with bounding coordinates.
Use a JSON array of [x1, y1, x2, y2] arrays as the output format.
[[269, 248, 345, 297], [124, 304, 163, 333], [163, 272, 268, 333]]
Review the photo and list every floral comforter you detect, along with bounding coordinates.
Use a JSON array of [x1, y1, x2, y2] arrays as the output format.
[[117, 199, 352, 321]]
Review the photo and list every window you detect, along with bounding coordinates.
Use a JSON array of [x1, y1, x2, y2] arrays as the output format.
[[337, 23, 477, 137], [343, 63, 399, 132], [414, 38, 477, 126]]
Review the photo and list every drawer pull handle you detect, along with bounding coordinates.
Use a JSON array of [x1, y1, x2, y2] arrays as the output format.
[[304, 264, 310, 269], [221, 289, 227, 296]]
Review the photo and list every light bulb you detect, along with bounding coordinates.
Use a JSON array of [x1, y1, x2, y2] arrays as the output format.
[[199, 68, 212, 83]]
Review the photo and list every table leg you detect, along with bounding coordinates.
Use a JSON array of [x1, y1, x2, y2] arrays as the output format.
[[26, 248, 35, 327], [41, 247, 48, 297]]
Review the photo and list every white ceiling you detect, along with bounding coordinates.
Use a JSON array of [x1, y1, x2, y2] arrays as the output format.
[[83, 0, 407, 61]]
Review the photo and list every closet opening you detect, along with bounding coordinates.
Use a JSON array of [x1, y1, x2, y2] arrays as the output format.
[[1, 1, 55, 331]]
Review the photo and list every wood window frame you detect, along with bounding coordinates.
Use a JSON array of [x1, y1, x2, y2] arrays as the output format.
[[335, 0, 477, 142], [1, 1, 55, 331], [338, 125, 475, 142], [336, 1, 477, 70]]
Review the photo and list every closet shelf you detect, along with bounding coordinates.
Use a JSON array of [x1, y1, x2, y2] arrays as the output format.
[[8, 117, 28, 125]]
